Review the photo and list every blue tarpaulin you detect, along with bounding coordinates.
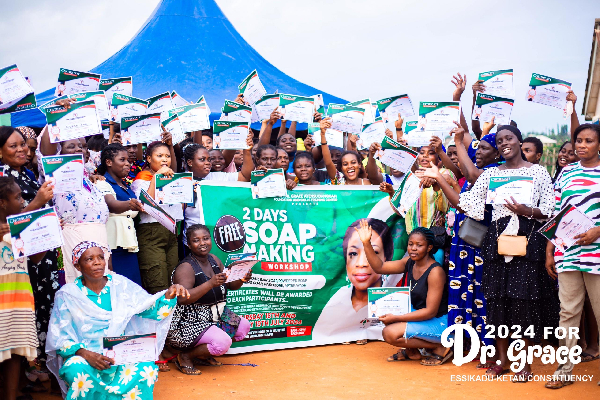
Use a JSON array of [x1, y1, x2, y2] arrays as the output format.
[[11, 0, 345, 128]]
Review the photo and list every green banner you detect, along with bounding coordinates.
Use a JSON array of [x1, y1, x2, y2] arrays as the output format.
[[199, 183, 408, 353]]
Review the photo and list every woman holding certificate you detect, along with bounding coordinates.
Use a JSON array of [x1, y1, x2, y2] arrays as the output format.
[[545, 124, 600, 389], [167, 224, 251, 375], [0, 126, 56, 368], [0, 176, 49, 400], [354, 222, 451, 365], [446, 124, 557, 381], [46, 241, 188, 399]]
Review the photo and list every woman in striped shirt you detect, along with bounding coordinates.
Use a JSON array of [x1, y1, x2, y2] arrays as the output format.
[[546, 124, 600, 389]]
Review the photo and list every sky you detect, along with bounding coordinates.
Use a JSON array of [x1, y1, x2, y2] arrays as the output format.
[[2, 0, 600, 134]]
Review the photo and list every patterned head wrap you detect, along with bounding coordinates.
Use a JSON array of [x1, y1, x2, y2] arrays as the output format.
[[480, 133, 497, 149], [72, 241, 109, 266], [16, 126, 37, 140]]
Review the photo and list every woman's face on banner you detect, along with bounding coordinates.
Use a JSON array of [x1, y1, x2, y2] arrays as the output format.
[[345, 230, 384, 292]]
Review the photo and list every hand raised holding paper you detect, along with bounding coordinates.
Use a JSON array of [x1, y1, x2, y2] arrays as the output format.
[[160, 125, 173, 146], [482, 116, 496, 135]]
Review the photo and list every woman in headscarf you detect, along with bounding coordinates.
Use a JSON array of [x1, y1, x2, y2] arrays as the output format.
[[46, 241, 189, 399], [424, 122, 501, 368]]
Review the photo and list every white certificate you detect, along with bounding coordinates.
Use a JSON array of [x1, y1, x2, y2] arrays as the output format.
[[146, 92, 173, 120], [120, 113, 162, 146], [358, 118, 387, 150], [376, 95, 415, 122], [478, 69, 513, 97], [390, 173, 423, 217], [68, 91, 110, 121], [472, 93, 513, 125], [405, 130, 433, 147], [238, 70, 267, 106], [44, 100, 101, 143], [0, 64, 34, 106], [139, 189, 176, 234], [279, 94, 314, 123], [100, 77, 132, 107], [155, 173, 193, 204], [347, 98, 376, 125], [55, 68, 101, 97], [252, 94, 280, 123], [222, 100, 252, 123], [171, 103, 210, 133], [374, 137, 418, 174], [224, 253, 257, 283], [171, 91, 189, 107], [41, 154, 84, 193], [103, 334, 157, 365], [327, 104, 364, 134], [486, 176, 534, 205], [418, 102, 460, 133], [368, 287, 411, 319], [213, 120, 249, 150], [110, 94, 147, 122], [526, 73, 572, 111], [251, 169, 287, 199], [161, 113, 186, 145], [308, 123, 344, 148], [8, 207, 64, 258]]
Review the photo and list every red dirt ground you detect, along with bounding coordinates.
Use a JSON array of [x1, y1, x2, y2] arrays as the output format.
[[34, 341, 599, 399]]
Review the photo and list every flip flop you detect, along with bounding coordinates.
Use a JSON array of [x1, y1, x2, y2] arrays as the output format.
[[194, 357, 223, 367], [356, 339, 368, 345], [580, 352, 599, 362], [545, 378, 573, 389], [512, 370, 533, 383], [387, 349, 418, 362], [420, 349, 453, 366], [174, 356, 202, 375], [155, 354, 177, 372], [485, 364, 510, 377], [476, 361, 496, 370]]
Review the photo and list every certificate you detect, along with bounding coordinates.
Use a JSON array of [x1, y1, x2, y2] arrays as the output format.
[[478, 69, 513, 97], [405, 130, 434, 147], [487, 176, 534, 205], [213, 120, 249, 149], [279, 94, 314, 123], [238, 70, 267, 106], [472, 93, 513, 125], [103, 334, 157, 365], [390, 173, 422, 217], [326, 104, 364, 134], [139, 189, 176, 234], [526, 73, 572, 111], [110, 93, 147, 122], [170, 103, 210, 133], [171, 91, 189, 107], [0, 64, 37, 114], [44, 100, 102, 143], [101, 120, 110, 139], [251, 169, 287, 199], [99, 77, 132, 107], [252, 94, 280, 123], [68, 91, 110, 121], [41, 154, 84, 193], [221, 100, 252, 123], [368, 287, 411, 319], [347, 98, 376, 125], [308, 123, 344, 148], [161, 113, 186, 145], [8, 207, 63, 258], [120, 113, 162, 145], [374, 136, 418, 174], [539, 205, 596, 253], [155, 172, 193, 204], [55, 68, 101, 97], [146, 92, 173, 119], [376, 94, 415, 122], [224, 253, 257, 283], [196, 96, 211, 115], [358, 117, 387, 150], [418, 101, 460, 133]]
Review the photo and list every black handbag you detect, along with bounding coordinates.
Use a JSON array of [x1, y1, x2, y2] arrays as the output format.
[[458, 217, 488, 248]]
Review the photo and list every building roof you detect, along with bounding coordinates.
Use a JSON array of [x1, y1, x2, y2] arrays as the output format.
[[582, 18, 600, 121]]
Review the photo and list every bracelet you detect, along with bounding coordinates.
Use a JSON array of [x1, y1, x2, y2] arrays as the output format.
[[396, 128, 403, 131], [321, 142, 327, 145]]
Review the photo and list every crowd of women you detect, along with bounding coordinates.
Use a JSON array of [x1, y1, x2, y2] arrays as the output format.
[[1, 74, 599, 399]]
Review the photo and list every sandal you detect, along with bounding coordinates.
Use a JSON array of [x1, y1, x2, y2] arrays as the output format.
[[485, 364, 509, 377], [387, 349, 418, 362], [476, 361, 496, 370], [545, 378, 573, 389], [155, 354, 177, 372], [580, 352, 599, 362], [420, 349, 453, 366], [174, 355, 202, 375], [356, 339, 368, 345], [194, 357, 222, 367], [511, 370, 533, 383]]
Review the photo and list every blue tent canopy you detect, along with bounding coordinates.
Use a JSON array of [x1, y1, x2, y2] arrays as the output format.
[[12, 0, 345, 128]]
